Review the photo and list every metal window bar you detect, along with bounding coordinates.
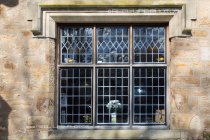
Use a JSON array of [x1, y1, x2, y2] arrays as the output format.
[[96, 68, 129, 125], [60, 27, 93, 64], [133, 27, 166, 64], [133, 67, 166, 125], [96, 27, 130, 64], [59, 68, 93, 125]]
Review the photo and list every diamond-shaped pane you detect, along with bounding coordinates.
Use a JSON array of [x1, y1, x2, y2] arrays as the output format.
[[97, 27, 129, 63], [133, 27, 165, 63], [60, 27, 93, 64]]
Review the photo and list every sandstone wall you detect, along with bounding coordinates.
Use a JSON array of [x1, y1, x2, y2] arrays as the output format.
[[0, 0, 210, 139], [170, 0, 210, 139], [0, 1, 55, 139]]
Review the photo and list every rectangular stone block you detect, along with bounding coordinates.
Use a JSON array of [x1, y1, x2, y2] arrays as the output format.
[[200, 47, 210, 61], [171, 88, 189, 113], [8, 99, 31, 112], [170, 113, 194, 129], [27, 116, 49, 130], [191, 87, 209, 96], [48, 130, 181, 139], [171, 62, 193, 77], [201, 115, 210, 130], [171, 77, 200, 87], [172, 49, 200, 59], [201, 77, 210, 87], [8, 118, 27, 135], [199, 39, 210, 47], [198, 96, 210, 114], [192, 29, 208, 37], [170, 38, 198, 51], [188, 95, 199, 113]]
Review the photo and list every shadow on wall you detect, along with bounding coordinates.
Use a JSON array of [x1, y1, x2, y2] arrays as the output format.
[[0, 0, 19, 7], [0, 96, 11, 140]]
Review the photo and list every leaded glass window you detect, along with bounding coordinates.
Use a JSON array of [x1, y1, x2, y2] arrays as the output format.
[[97, 27, 129, 63], [58, 25, 167, 127], [133, 67, 166, 124], [60, 68, 92, 124], [60, 27, 93, 64], [133, 27, 165, 63], [97, 68, 129, 124]]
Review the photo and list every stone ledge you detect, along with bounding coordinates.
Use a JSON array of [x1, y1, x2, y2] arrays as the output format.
[[48, 129, 181, 139], [27, 0, 196, 39], [38, 0, 185, 7]]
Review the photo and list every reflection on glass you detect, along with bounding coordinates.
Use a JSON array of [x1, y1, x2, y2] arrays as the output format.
[[97, 27, 129, 63], [133, 27, 165, 63], [60, 27, 93, 64], [97, 68, 129, 124], [60, 68, 92, 124], [133, 67, 166, 124]]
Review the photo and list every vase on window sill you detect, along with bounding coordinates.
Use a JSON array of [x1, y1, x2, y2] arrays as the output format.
[[111, 112, 117, 123], [64, 58, 75, 63]]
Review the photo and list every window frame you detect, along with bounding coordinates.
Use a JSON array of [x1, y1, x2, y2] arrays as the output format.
[[56, 23, 169, 129]]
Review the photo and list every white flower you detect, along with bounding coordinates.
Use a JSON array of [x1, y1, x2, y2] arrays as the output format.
[[106, 100, 121, 112]]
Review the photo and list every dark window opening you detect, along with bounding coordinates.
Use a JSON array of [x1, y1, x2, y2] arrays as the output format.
[[58, 25, 167, 127]]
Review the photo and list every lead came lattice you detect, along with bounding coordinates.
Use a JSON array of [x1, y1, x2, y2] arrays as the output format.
[[133, 67, 166, 124], [133, 27, 165, 63], [97, 27, 129, 63], [97, 68, 129, 124], [59, 25, 167, 127], [60, 68, 92, 124], [60, 27, 93, 64]]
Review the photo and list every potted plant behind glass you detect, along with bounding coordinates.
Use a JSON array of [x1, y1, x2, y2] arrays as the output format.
[[106, 100, 121, 123]]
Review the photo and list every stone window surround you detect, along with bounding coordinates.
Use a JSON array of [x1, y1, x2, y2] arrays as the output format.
[[28, 0, 196, 39], [26, 0, 197, 139]]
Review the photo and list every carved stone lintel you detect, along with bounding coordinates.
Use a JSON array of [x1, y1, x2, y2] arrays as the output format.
[[28, 0, 196, 38]]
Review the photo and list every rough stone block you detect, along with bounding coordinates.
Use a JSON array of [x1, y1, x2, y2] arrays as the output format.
[[31, 93, 54, 116], [171, 113, 203, 131], [171, 88, 189, 112], [198, 17, 210, 27], [188, 95, 199, 113], [171, 77, 200, 87], [48, 129, 181, 139], [170, 38, 198, 51], [27, 116, 49, 130], [171, 49, 200, 59], [8, 118, 27, 135], [201, 77, 210, 87], [191, 29, 208, 37], [192, 62, 210, 77], [8, 99, 31, 112], [198, 96, 210, 114], [200, 47, 210, 61], [199, 39, 210, 47], [191, 87, 209, 96], [171, 62, 193, 77], [201, 115, 210, 130]]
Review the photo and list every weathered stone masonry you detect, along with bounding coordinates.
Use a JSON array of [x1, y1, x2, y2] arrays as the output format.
[[1, 0, 210, 139]]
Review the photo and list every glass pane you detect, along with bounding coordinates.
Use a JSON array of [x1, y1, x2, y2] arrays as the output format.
[[133, 67, 166, 124], [97, 27, 129, 63], [97, 68, 129, 124], [59, 68, 92, 125], [133, 27, 166, 63], [60, 27, 93, 64]]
